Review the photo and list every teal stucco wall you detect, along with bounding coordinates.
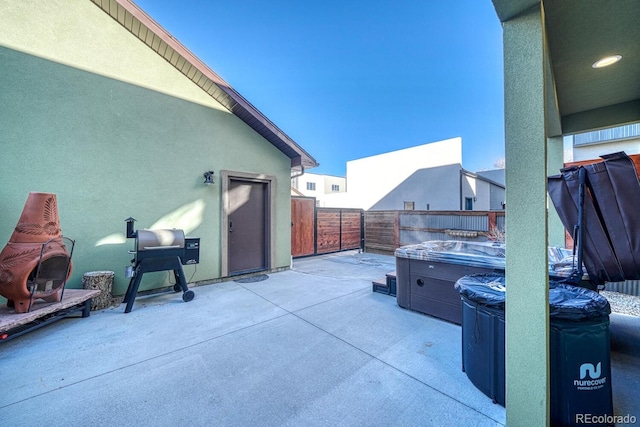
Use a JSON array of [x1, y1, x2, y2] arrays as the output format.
[[0, 46, 292, 298]]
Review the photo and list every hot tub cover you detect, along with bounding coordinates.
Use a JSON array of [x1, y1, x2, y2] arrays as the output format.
[[395, 241, 505, 269], [395, 240, 576, 275]]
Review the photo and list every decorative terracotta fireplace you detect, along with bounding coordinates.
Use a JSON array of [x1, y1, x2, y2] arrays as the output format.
[[0, 192, 73, 313]]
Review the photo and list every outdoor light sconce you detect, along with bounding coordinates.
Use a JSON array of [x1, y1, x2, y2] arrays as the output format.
[[203, 170, 215, 185]]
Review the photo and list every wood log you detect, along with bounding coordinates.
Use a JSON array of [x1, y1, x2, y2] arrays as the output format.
[[82, 271, 114, 310]]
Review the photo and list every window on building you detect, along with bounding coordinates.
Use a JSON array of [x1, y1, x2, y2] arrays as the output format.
[[331, 184, 340, 192], [404, 201, 415, 210], [306, 182, 316, 191], [465, 197, 473, 211], [574, 123, 640, 146]]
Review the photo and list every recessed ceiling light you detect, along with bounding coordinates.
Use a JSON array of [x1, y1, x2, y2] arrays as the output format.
[[592, 55, 622, 68]]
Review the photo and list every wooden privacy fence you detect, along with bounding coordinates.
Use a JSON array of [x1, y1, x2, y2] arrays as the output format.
[[291, 197, 364, 258], [364, 210, 505, 255]]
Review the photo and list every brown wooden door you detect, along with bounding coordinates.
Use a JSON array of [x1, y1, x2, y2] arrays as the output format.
[[291, 197, 315, 257], [228, 179, 268, 275]]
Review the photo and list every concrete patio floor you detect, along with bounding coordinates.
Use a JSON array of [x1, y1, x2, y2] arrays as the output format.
[[0, 251, 637, 426]]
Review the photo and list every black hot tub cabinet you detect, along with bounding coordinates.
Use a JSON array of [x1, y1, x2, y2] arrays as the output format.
[[395, 241, 505, 324], [395, 241, 575, 324], [455, 274, 613, 427]]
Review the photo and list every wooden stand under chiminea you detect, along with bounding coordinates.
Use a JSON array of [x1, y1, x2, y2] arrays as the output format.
[[0, 192, 74, 313]]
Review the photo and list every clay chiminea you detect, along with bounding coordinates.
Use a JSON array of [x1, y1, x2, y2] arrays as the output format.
[[0, 192, 73, 313]]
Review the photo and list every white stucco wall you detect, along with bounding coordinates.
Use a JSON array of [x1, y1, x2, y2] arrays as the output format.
[[571, 137, 640, 162], [292, 173, 346, 206], [369, 164, 462, 211], [473, 180, 491, 211], [341, 137, 463, 210]]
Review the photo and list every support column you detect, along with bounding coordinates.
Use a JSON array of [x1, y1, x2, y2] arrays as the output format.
[[547, 135, 566, 248], [504, 5, 550, 426]]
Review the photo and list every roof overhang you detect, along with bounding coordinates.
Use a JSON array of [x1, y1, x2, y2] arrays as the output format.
[[461, 169, 506, 189], [91, 0, 318, 170], [492, 0, 640, 136]]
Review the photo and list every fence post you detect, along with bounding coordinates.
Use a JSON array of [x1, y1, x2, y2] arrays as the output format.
[[339, 209, 343, 251], [313, 202, 318, 255], [488, 211, 497, 232], [360, 210, 365, 252], [394, 211, 400, 249]]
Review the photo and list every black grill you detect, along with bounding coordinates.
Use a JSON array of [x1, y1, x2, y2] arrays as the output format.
[[122, 217, 199, 313]]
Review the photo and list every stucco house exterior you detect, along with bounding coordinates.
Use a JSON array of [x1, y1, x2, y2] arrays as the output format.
[[0, 0, 317, 299], [492, 1, 639, 425]]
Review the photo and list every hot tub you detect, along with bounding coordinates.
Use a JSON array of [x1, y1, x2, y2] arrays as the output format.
[[394, 241, 574, 324]]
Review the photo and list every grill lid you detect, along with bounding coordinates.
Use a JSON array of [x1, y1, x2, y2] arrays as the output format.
[[136, 229, 185, 251]]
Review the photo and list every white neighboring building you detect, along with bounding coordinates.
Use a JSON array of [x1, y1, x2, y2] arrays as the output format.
[[322, 137, 464, 209], [367, 164, 505, 211], [291, 173, 346, 206], [296, 137, 505, 211], [564, 123, 640, 163]]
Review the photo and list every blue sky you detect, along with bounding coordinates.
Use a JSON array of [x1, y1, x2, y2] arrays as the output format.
[[135, 0, 505, 177]]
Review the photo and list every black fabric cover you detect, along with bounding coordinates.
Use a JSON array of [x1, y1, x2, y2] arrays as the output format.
[[548, 173, 601, 282], [600, 152, 640, 279], [455, 274, 610, 320], [549, 318, 613, 426], [583, 160, 640, 279], [548, 151, 640, 285], [547, 172, 622, 285], [457, 274, 613, 420], [454, 273, 505, 308], [548, 282, 611, 320], [560, 166, 624, 283]]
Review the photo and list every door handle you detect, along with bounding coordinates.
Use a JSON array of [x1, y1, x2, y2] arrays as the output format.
[[229, 221, 233, 232]]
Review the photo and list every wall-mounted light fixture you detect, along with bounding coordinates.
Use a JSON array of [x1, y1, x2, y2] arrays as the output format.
[[203, 171, 215, 185]]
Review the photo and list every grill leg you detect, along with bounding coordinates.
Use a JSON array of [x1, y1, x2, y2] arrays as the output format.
[[123, 275, 136, 305], [174, 267, 195, 302], [124, 268, 143, 313], [173, 268, 188, 293]]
